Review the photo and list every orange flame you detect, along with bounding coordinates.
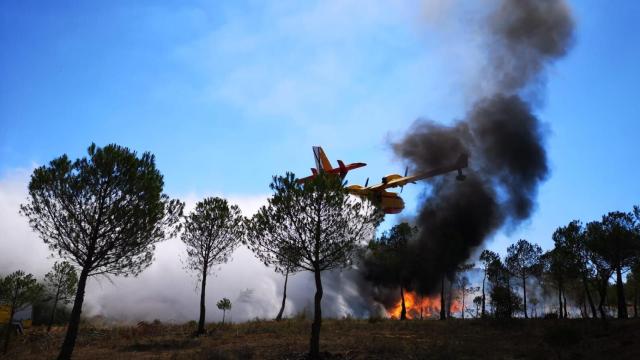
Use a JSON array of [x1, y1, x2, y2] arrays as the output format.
[[387, 291, 462, 319]]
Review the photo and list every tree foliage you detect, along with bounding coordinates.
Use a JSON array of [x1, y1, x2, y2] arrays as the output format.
[[485, 256, 518, 318], [21, 143, 183, 277], [552, 221, 598, 318], [182, 197, 243, 276], [216, 298, 232, 311], [247, 173, 381, 273], [490, 284, 522, 319], [363, 222, 416, 320], [20, 143, 183, 360], [586, 212, 639, 318], [365, 222, 416, 287]]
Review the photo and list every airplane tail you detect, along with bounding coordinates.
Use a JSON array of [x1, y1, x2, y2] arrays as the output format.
[[313, 146, 333, 171]]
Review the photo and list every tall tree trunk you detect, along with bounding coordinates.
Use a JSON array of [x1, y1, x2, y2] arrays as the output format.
[[563, 291, 568, 319], [400, 286, 407, 321], [47, 288, 61, 332], [522, 273, 528, 319], [598, 286, 607, 319], [309, 269, 323, 359], [615, 266, 627, 319], [461, 289, 465, 319], [3, 285, 18, 355], [582, 276, 598, 318], [440, 276, 446, 320], [506, 274, 512, 319], [3, 307, 16, 354], [222, 309, 226, 325], [558, 286, 563, 319], [197, 266, 208, 335], [275, 270, 289, 321], [57, 266, 90, 360], [633, 283, 638, 318], [481, 271, 486, 318], [447, 280, 453, 318]]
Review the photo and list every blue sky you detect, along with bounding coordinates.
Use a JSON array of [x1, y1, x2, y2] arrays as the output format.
[[2, 0, 639, 255]]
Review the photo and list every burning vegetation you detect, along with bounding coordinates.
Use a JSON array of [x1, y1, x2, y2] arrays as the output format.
[[387, 292, 461, 320]]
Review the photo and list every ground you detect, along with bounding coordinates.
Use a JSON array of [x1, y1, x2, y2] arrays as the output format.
[[4, 318, 640, 359]]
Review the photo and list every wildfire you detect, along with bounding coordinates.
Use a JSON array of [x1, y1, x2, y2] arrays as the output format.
[[387, 291, 462, 319]]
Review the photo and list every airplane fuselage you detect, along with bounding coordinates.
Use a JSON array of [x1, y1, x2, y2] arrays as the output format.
[[346, 185, 405, 214]]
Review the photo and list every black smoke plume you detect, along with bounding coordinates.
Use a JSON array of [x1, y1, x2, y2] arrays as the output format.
[[390, 0, 574, 294]]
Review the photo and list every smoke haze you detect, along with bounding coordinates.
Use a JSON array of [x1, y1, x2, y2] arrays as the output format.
[[0, 168, 380, 322]]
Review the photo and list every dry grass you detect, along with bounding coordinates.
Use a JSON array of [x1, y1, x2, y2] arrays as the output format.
[[3, 318, 640, 359]]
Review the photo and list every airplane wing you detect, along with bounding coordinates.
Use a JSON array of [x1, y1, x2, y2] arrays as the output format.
[[365, 177, 415, 191], [378, 175, 421, 189], [363, 154, 468, 191]]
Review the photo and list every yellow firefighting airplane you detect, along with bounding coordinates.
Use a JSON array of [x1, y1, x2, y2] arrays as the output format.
[[346, 154, 468, 214]]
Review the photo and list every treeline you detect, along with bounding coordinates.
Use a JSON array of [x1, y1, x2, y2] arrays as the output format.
[[476, 211, 640, 320], [1, 262, 77, 353], [364, 210, 640, 321]]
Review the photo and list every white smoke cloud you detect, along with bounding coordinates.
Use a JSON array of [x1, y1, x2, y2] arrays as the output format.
[[0, 166, 55, 276]]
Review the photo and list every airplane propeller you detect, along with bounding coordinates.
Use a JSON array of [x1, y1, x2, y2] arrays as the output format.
[[401, 166, 408, 193], [365, 177, 369, 187]]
